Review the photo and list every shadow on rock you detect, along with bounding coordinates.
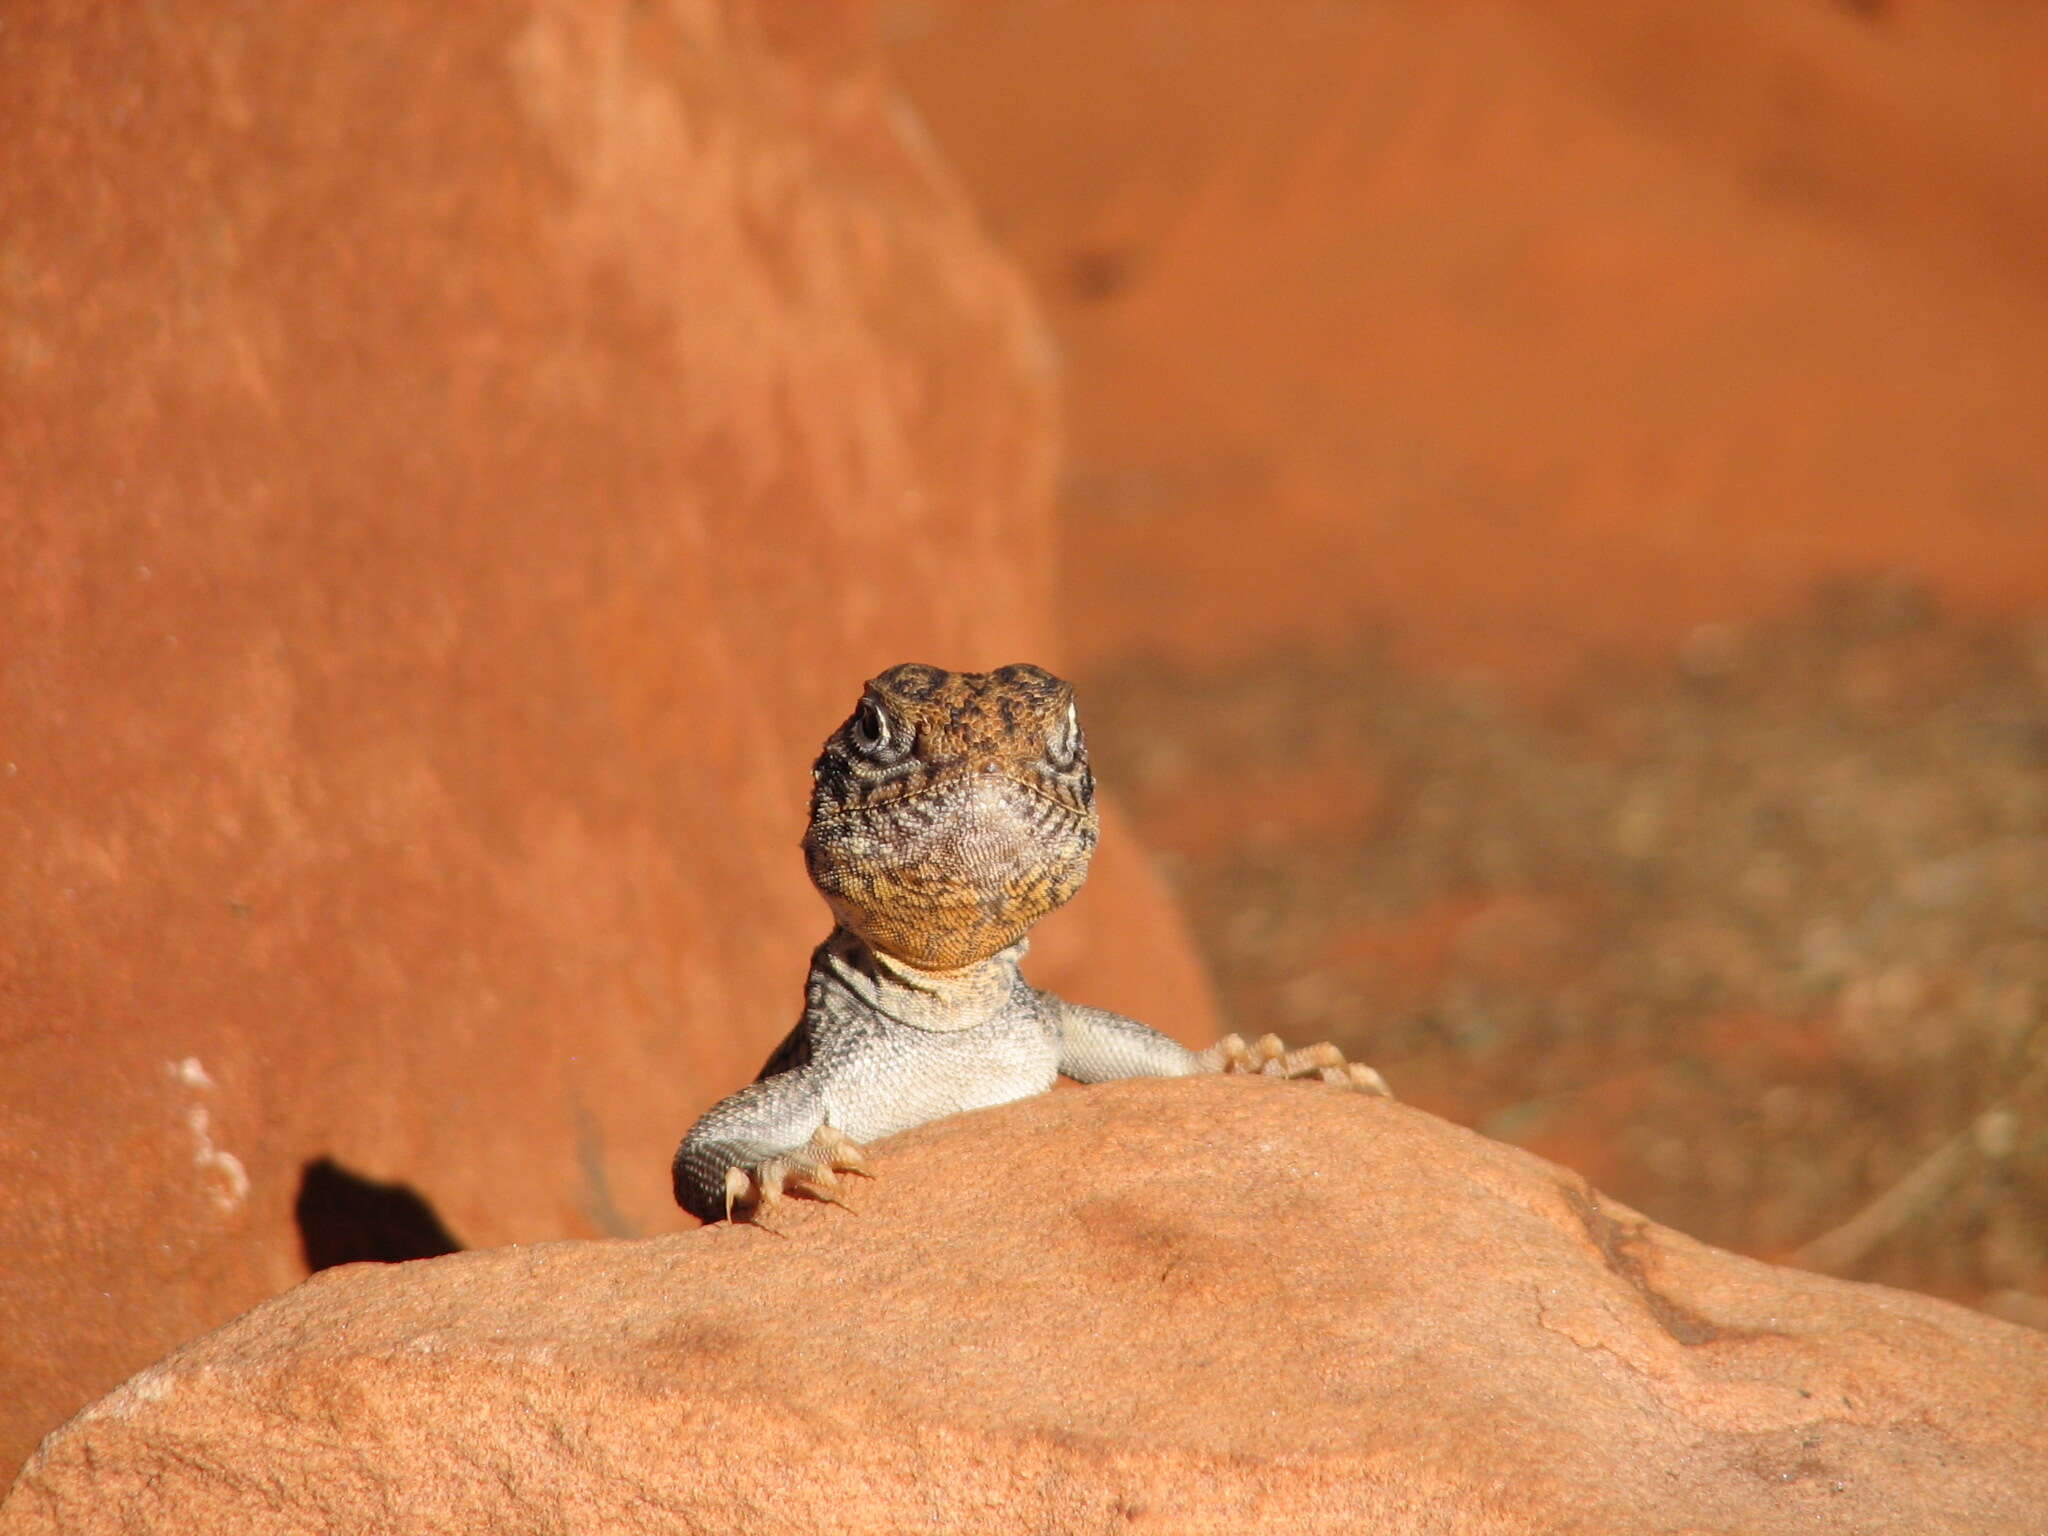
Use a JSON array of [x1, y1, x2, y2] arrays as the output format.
[[294, 1158, 462, 1273]]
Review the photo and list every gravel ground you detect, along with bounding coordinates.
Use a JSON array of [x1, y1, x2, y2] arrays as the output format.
[[1088, 580, 2048, 1317]]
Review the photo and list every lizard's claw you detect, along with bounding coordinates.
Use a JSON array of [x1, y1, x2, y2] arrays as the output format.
[[1196, 1032, 1392, 1097], [725, 1123, 875, 1225]]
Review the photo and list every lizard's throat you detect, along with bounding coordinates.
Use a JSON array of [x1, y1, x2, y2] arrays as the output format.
[[819, 926, 1026, 1032]]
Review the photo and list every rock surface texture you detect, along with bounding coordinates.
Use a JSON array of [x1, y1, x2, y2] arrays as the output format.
[[9, 1081, 2047, 1535], [0, 0, 1214, 1472]]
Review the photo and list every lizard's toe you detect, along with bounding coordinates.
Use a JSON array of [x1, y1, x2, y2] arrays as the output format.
[[722, 1164, 754, 1223], [1193, 1032, 1255, 1072], [809, 1122, 873, 1176], [1332, 1060, 1393, 1096], [729, 1124, 874, 1223], [1198, 1031, 1392, 1097]]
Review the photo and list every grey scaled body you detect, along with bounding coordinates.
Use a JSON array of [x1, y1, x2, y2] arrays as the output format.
[[672, 930, 1205, 1222]]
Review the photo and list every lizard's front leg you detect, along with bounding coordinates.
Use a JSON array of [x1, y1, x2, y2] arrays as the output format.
[[672, 1073, 872, 1225], [1055, 999, 1390, 1096]]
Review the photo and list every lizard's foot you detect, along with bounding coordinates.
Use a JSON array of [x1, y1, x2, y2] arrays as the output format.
[[1195, 1032, 1392, 1097], [724, 1122, 874, 1224]]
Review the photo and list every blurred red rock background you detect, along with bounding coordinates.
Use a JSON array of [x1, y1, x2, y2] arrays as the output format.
[[0, 0, 1214, 1475], [882, 0, 2048, 1322], [887, 0, 2048, 680]]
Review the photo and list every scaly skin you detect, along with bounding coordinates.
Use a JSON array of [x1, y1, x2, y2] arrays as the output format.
[[672, 663, 1388, 1224]]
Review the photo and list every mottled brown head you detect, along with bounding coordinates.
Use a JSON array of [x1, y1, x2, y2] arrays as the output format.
[[802, 663, 1099, 970]]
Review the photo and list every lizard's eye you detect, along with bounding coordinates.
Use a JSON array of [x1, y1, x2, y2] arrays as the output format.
[[1045, 700, 1083, 771], [849, 696, 897, 760]]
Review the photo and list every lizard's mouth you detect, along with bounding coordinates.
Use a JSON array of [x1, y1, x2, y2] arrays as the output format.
[[805, 764, 1088, 827], [802, 774, 1098, 970]]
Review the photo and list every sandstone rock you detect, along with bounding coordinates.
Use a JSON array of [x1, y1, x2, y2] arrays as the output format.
[[0, 0, 1214, 1472], [9, 1079, 2045, 1534]]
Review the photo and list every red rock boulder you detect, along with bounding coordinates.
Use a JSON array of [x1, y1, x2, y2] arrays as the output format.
[[8, 1079, 2044, 1534]]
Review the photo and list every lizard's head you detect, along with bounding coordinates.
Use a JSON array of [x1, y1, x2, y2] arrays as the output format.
[[802, 662, 1099, 970]]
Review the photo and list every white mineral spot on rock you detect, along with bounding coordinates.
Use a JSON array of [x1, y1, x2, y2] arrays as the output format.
[[166, 1060, 248, 1213], [168, 1056, 214, 1091]]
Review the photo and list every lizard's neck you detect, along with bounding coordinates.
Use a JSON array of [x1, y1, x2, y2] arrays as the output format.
[[815, 925, 1027, 1033]]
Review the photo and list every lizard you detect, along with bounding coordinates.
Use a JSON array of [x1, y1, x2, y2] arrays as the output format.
[[671, 662, 1389, 1224]]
